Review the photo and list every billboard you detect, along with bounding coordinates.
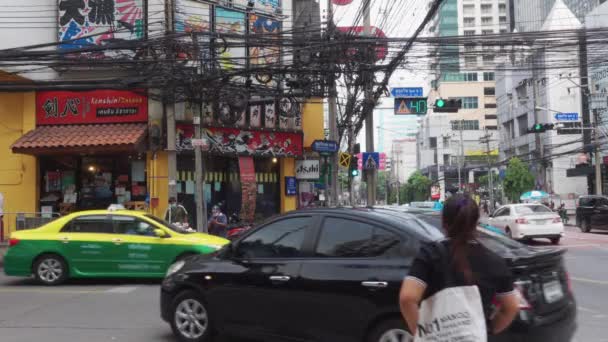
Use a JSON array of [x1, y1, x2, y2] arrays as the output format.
[[58, 0, 144, 58]]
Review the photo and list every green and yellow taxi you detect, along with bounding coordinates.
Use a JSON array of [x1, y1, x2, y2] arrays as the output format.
[[4, 210, 228, 285]]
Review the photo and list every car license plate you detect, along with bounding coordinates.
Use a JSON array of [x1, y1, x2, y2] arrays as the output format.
[[543, 280, 564, 303]]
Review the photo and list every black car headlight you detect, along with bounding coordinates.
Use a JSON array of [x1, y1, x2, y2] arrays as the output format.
[[166, 260, 186, 277]]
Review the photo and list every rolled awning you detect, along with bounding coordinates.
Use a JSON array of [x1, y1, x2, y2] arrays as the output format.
[[11, 123, 148, 155]]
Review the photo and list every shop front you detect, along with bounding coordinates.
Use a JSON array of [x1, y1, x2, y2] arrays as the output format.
[[175, 99, 304, 224], [11, 89, 150, 215]]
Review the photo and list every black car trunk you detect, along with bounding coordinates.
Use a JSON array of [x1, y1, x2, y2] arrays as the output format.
[[509, 248, 571, 317]]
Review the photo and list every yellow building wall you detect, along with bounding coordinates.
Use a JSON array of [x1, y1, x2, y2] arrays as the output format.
[[280, 158, 296, 213], [278, 98, 325, 213], [147, 151, 169, 218], [0, 92, 38, 239], [302, 97, 325, 147]]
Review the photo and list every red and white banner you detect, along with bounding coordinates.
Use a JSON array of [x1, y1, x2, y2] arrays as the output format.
[[36, 89, 148, 125], [238, 156, 257, 222], [176, 125, 303, 157]]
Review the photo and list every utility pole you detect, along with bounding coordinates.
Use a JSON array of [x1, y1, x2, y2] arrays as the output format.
[[326, 0, 339, 206], [363, 0, 376, 206], [579, 29, 593, 194], [594, 109, 603, 195], [458, 119, 464, 193], [532, 78, 545, 190], [165, 0, 178, 200], [480, 132, 494, 212], [195, 105, 207, 232]]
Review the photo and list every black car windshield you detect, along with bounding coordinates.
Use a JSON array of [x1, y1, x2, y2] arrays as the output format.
[[145, 214, 195, 234], [514, 205, 552, 215]]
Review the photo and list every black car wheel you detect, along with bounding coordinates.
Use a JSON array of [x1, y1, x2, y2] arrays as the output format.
[[550, 237, 561, 245], [170, 290, 212, 342], [506, 227, 514, 239], [581, 220, 592, 233], [368, 318, 413, 342], [33, 254, 68, 286]]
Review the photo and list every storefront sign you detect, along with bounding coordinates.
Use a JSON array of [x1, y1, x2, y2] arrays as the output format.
[[36, 90, 148, 125], [238, 156, 257, 221], [176, 125, 303, 156], [296, 160, 320, 180], [285, 177, 297, 196]]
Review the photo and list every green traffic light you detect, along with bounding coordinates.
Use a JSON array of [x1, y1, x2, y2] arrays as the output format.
[[351, 170, 359, 177], [436, 99, 445, 108], [534, 124, 543, 131]]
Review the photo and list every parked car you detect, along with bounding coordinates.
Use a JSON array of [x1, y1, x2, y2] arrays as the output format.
[[483, 204, 564, 244], [4, 210, 228, 285], [160, 208, 576, 342], [576, 195, 608, 233]]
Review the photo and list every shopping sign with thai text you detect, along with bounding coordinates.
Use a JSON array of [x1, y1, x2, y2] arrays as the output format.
[[36, 90, 148, 125], [554, 112, 579, 122]]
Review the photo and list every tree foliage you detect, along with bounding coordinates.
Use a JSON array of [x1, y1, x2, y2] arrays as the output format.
[[503, 158, 535, 202]]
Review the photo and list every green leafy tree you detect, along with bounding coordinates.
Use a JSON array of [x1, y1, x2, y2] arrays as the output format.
[[503, 157, 535, 202], [407, 171, 432, 202]]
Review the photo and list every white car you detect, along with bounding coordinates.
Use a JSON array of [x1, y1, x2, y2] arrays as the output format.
[[485, 204, 564, 244]]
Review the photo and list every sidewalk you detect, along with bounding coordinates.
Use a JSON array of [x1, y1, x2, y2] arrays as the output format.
[[0, 242, 6, 267]]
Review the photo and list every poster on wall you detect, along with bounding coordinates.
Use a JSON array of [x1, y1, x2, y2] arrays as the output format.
[[174, 0, 211, 63], [215, 8, 246, 72], [249, 13, 281, 86], [238, 156, 257, 222], [176, 124, 303, 157], [36, 89, 148, 125], [58, 0, 144, 58]]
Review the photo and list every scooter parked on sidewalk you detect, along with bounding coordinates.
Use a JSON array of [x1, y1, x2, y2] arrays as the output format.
[[226, 213, 253, 241]]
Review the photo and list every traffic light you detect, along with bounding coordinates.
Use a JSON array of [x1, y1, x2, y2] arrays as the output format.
[[350, 156, 359, 177], [434, 98, 461, 113], [528, 123, 555, 133]]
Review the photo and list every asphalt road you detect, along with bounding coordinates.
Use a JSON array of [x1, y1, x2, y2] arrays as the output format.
[[0, 227, 607, 342]]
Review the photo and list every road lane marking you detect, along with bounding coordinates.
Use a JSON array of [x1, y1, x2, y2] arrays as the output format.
[[104, 286, 138, 294], [0, 288, 99, 294], [571, 277, 608, 286], [579, 306, 601, 314]]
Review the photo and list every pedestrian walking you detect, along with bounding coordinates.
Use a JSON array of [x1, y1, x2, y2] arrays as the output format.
[[399, 194, 519, 341], [164, 197, 188, 225], [482, 200, 489, 215]]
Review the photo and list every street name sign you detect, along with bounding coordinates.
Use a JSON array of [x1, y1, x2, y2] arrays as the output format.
[[312, 140, 339, 154], [554, 112, 579, 121], [391, 87, 423, 97]]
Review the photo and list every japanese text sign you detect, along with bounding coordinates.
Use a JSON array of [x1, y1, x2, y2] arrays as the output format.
[[36, 90, 148, 125]]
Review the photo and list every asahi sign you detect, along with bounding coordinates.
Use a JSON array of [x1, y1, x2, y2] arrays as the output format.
[[296, 160, 320, 180]]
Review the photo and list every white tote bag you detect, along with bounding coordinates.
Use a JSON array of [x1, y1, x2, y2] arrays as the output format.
[[414, 284, 487, 342]]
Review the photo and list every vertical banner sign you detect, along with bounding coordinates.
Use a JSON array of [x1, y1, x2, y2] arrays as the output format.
[[238, 156, 257, 222], [285, 177, 297, 196], [249, 105, 262, 128], [58, 0, 144, 58], [265, 102, 276, 128]]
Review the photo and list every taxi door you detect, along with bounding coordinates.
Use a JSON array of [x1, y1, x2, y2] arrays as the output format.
[[56, 214, 120, 275], [110, 215, 171, 277]]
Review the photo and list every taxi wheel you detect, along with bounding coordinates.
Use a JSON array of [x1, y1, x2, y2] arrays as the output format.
[[33, 254, 68, 286], [170, 290, 213, 342]]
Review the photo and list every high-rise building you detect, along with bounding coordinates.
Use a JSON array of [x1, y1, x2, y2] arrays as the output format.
[[418, 0, 507, 198], [512, 0, 603, 32]]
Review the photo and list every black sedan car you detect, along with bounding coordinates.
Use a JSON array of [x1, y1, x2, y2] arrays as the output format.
[[160, 208, 576, 342]]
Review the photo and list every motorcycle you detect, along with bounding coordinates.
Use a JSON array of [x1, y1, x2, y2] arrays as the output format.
[[226, 213, 253, 241]]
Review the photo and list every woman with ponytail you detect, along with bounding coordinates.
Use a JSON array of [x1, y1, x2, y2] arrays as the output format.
[[399, 194, 520, 339]]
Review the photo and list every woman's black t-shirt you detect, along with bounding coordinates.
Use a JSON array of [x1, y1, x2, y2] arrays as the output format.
[[407, 239, 515, 320]]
